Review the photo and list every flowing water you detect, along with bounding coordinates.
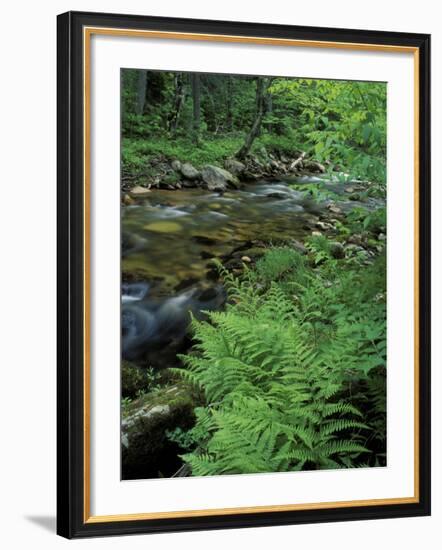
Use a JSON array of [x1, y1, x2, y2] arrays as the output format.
[[122, 181, 318, 292], [121, 178, 381, 361]]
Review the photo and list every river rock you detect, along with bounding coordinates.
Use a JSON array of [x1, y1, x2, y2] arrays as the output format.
[[144, 221, 183, 233], [316, 221, 333, 231], [123, 193, 135, 205], [348, 192, 362, 201], [224, 158, 246, 176], [122, 383, 196, 479], [289, 239, 308, 255], [201, 165, 239, 191], [267, 192, 288, 200], [130, 185, 151, 197], [303, 160, 326, 173], [180, 162, 200, 180], [182, 179, 197, 188], [330, 241, 345, 259], [327, 204, 342, 214], [171, 159, 182, 172]]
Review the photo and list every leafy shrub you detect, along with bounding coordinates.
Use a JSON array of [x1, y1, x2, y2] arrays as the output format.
[[347, 207, 386, 234]]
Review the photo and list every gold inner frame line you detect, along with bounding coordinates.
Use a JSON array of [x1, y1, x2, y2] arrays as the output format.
[[82, 26, 420, 524]]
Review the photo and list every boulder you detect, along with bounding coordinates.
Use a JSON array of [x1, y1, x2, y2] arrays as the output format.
[[327, 204, 342, 214], [316, 221, 333, 231], [182, 179, 197, 188], [288, 239, 308, 255], [330, 241, 346, 259], [171, 159, 182, 172], [303, 160, 326, 173], [266, 192, 288, 200], [224, 158, 246, 176], [122, 193, 135, 205], [130, 185, 151, 197], [348, 192, 362, 201], [180, 162, 200, 180], [201, 165, 239, 191], [122, 383, 196, 480]]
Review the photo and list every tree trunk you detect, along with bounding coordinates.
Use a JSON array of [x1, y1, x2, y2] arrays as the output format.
[[135, 70, 147, 116], [191, 73, 201, 144], [169, 73, 186, 133], [226, 76, 234, 131], [236, 78, 270, 160], [266, 93, 273, 133]]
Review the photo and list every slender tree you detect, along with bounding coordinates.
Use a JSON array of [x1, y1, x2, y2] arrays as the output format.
[[226, 76, 234, 132], [236, 77, 271, 159], [191, 73, 201, 144], [135, 70, 147, 116], [169, 73, 186, 133]]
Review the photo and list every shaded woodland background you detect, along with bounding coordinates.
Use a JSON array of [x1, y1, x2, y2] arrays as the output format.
[[122, 70, 386, 184]]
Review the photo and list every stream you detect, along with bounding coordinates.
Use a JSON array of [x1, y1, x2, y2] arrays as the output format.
[[121, 176, 382, 363]]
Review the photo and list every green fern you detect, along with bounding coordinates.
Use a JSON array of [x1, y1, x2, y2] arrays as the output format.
[[175, 276, 371, 474], [173, 245, 386, 475]]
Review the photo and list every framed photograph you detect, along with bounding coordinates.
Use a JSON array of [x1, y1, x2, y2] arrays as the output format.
[[57, 11, 431, 538]]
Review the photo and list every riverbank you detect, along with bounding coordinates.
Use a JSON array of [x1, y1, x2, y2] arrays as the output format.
[[122, 144, 333, 201]]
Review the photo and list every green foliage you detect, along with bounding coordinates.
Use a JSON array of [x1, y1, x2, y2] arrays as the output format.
[[295, 182, 340, 202], [174, 243, 386, 476], [121, 361, 162, 399], [347, 207, 386, 234], [122, 135, 244, 173], [122, 69, 386, 183], [166, 407, 213, 451], [305, 235, 333, 265], [269, 78, 387, 182], [253, 247, 305, 283]]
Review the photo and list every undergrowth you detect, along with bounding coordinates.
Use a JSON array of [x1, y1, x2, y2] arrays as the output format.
[[171, 241, 386, 476]]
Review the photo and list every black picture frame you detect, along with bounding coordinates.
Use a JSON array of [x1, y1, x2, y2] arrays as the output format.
[[57, 10, 431, 539]]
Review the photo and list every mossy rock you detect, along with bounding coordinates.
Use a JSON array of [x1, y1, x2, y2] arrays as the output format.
[[348, 192, 362, 201], [121, 383, 197, 479], [162, 172, 180, 185], [329, 241, 345, 259]]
